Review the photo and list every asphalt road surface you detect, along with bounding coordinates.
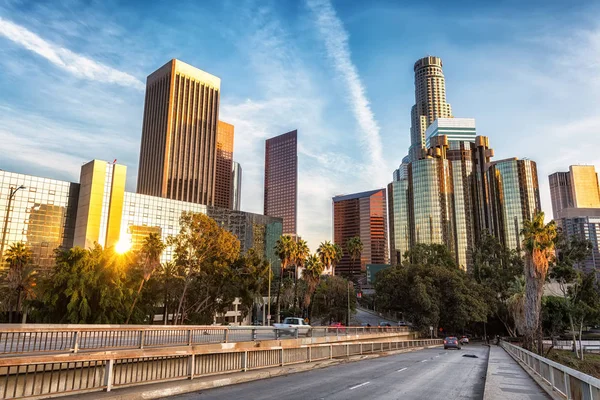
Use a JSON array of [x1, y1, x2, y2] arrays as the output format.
[[168, 345, 489, 400], [353, 307, 398, 326]]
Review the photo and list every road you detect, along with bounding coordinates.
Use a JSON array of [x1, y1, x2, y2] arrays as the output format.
[[353, 307, 398, 326], [169, 345, 489, 400]]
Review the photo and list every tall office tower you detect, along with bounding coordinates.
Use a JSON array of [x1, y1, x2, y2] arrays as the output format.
[[549, 166, 600, 219], [232, 162, 242, 211], [471, 136, 494, 240], [333, 189, 388, 277], [408, 136, 455, 255], [264, 130, 298, 235], [137, 59, 221, 205], [409, 56, 453, 161], [388, 157, 410, 265], [487, 158, 540, 251], [556, 208, 600, 273], [214, 121, 234, 209]]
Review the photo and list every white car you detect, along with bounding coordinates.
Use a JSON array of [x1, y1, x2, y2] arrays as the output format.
[[460, 336, 469, 344], [273, 317, 312, 336]]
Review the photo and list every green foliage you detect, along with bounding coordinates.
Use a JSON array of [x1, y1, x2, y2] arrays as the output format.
[[1, 242, 37, 322], [312, 275, 355, 324], [542, 296, 570, 338], [376, 244, 489, 334]]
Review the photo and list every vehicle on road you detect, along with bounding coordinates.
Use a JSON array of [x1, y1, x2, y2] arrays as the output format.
[[379, 321, 392, 327], [444, 337, 461, 350], [460, 336, 469, 344], [360, 322, 372, 327], [273, 317, 311, 336], [328, 322, 345, 333]]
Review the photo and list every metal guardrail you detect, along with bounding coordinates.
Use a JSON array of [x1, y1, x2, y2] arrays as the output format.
[[0, 325, 411, 356], [0, 338, 441, 399], [501, 340, 600, 400]]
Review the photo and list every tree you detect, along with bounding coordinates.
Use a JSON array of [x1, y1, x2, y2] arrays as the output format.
[[168, 212, 240, 325], [317, 241, 336, 275], [521, 212, 557, 353], [376, 244, 489, 335], [228, 249, 271, 321], [346, 237, 363, 280], [126, 233, 165, 324], [3, 243, 36, 323], [155, 261, 181, 324], [293, 240, 310, 311], [302, 254, 324, 320], [506, 276, 526, 336], [471, 232, 523, 336], [274, 235, 296, 323], [312, 275, 355, 324]]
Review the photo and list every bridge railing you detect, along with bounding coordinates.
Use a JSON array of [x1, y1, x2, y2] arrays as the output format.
[[501, 340, 600, 399], [0, 337, 441, 399], [0, 325, 411, 356]]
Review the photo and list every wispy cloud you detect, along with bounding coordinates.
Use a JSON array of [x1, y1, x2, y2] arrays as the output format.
[[306, 0, 385, 177], [0, 16, 144, 90]]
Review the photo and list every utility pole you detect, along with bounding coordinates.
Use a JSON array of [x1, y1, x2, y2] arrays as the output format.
[[267, 263, 271, 326], [1, 185, 26, 262]]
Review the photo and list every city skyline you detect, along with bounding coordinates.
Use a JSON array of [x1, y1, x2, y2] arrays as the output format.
[[1, 0, 600, 250]]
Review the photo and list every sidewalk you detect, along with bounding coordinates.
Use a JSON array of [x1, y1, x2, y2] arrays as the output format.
[[484, 345, 552, 400]]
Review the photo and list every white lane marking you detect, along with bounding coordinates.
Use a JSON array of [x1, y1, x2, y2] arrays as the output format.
[[349, 382, 371, 390], [397, 367, 408, 372], [435, 355, 439, 358], [421, 359, 427, 362]]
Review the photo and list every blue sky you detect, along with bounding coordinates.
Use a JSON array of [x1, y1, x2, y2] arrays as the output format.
[[1, 0, 600, 251]]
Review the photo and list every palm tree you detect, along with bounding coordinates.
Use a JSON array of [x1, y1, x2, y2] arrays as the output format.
[[332, 244, 343, 275], [156, 261, 180, 324], [521, 212, 557, 352], [317, 241, 335, 275], [4, 243, 35, 323], [302, 254, 324, 320], [346, 237, 363, 281], [274, 235, 296, 323], [293, 239, 310, 310], [506, 275, 526, 336], [126, 233, 165, 324]]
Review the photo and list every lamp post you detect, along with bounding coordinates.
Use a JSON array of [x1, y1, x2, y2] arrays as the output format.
[[0, 185, 26, 263]]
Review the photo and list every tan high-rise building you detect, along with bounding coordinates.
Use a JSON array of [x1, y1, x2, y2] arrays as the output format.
[[214, 121, 234, 209], [137, 59, 221, 205], [549, 165, 600, 219], [409, 56, 453, 161]]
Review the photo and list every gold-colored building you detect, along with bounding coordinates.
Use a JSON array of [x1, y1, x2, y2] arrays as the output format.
[[549, 165, 600, 219], [215, 121, 234, 209], [137, 59, 221, 206]]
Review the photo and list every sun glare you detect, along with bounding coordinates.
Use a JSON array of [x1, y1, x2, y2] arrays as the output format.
[[115, 238, 132, 254]]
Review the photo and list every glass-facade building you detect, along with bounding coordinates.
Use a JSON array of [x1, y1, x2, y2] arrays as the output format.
[[333, 189, 388, 277], [487, 158, 540, 251], [264, 130, 297, 235], [556, 208, 600, 273], [232, 161, 242, 211], [215, 121, 235, 209], [1, 161, 282, 271], [387, 179, 409, 265]]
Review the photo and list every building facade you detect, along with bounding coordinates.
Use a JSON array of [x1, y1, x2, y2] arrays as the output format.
[[137, 59, 221, 206], [214, 121, 234, 209], [549, 166, 600, 219], [264, 130, 297, 235], [556, 208, 600, 273], [487, 158, 540, 251], [425, 118, 476, 148], [387, 179, 409, 266], [333, 189, 388, 277], [0, 161, 282, 271], [409, 56, 453, 161], [232, 161, 242, 211]]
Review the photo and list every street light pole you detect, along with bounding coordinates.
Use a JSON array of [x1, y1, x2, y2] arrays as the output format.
[[1, 185, 26, 263]]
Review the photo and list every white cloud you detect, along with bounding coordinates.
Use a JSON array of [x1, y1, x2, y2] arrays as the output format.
[[0, 16, 144, 90], [306, 0, 385, 181]]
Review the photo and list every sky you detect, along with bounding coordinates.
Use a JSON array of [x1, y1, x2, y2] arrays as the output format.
[[1, 0, 600, 251]]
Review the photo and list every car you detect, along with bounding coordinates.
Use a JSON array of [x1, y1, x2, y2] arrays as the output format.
[[397, 321, 409, 326], [329, 322, 346, 333], [379, 321, 392, 327], [444, 337, 461, 350], [273, 317, 311, 336], [460, 336, 469, 345], [361, 322, 372, 327]]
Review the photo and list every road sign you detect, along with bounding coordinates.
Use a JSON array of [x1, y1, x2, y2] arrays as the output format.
[[429, 326, 433, 331], [267, 315, 271, 320]]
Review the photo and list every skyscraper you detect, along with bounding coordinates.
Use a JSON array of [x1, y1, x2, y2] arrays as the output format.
[[333, 189, 388, 277], [214, 121, 234, 209], [487, 158, 540, 250], [555, 208, 600, 273], [264, 130, 297, 235], [409, 56, 453, 161], [549, 165, 600, 219], [137, 59, 221, 205], [232, 161, 242, 211]]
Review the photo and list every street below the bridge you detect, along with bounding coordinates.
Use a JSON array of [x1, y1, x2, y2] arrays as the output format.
[[169, 345, 489, 400]]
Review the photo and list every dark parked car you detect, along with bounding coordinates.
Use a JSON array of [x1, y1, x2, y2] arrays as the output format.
[[379, 321, 392, 327], [444, 336, 461, 350]]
